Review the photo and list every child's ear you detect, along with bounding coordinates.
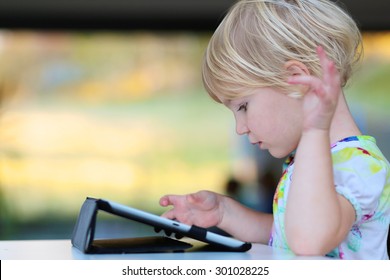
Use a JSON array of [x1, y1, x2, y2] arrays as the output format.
[[284, 60, 310, 98], [284, 60, 310, 77]]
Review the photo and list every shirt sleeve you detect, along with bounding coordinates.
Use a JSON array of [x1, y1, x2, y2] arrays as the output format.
[[332, 147, 387, 224]]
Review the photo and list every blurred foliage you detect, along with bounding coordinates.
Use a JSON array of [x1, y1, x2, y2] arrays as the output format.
[[0, 31, 234, 239]]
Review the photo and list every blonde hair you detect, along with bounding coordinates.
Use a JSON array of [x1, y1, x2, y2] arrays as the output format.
[[202, 0, 363, 102]]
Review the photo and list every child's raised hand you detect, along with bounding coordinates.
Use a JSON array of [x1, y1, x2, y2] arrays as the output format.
[[159, 190, 223, 228], [288, 46, 342, 131]]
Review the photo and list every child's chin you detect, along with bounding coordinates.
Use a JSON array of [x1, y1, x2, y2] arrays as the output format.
[[268, 149, 289, 159]]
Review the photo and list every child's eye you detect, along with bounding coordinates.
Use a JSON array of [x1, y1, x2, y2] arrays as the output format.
[[238, 102, 248, 112]]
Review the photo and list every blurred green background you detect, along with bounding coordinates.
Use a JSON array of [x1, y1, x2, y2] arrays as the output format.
[[0, 31, 389, 240]]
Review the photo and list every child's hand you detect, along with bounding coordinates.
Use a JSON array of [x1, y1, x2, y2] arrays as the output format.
[[159, 190, 224, 228], [288, 46, 342, 131]]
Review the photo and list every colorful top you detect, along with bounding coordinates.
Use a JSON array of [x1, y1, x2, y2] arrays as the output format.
[[269, 135, 390, 259]]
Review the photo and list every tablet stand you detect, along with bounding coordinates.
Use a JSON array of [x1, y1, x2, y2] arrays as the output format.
[[71, 197, 193, 254]]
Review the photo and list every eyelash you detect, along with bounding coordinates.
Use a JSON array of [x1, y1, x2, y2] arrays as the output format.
[[238, 102, 248, 112]]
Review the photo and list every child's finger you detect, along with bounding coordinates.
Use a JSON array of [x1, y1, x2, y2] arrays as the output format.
[[317, 46, 333, 82], [159, 196, 170, 206], [317, 46, 341, 89], [160, 209, 176, 220], [316, 45, 328, 72], [287, 75, 326, 98], [159, 195, 181, 207]]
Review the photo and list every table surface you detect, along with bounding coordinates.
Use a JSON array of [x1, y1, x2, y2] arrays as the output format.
[[0, 239, 330, 260]]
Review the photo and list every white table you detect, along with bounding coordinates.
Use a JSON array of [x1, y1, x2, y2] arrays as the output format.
[[0, 239, 330, 260]]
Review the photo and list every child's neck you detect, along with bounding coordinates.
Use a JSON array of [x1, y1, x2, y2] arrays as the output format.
[[329, 92, 362, 145]]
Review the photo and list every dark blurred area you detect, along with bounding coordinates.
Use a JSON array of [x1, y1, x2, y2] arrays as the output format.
[[0, 0, 389, 31]]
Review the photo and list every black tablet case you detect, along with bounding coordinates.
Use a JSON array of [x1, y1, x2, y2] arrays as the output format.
[[71, 197, 193, 254]]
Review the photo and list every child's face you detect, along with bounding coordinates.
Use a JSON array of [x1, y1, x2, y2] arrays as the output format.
[[220, 87, 303, 158]]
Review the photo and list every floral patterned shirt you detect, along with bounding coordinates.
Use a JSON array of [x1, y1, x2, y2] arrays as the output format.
[[269, 135, 390, 259]]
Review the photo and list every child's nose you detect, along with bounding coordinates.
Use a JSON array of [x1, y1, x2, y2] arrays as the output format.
[[236, 120, 249, 135]]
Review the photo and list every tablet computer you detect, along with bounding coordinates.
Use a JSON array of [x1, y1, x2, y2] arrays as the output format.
[[95, 197, 252, 252]]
